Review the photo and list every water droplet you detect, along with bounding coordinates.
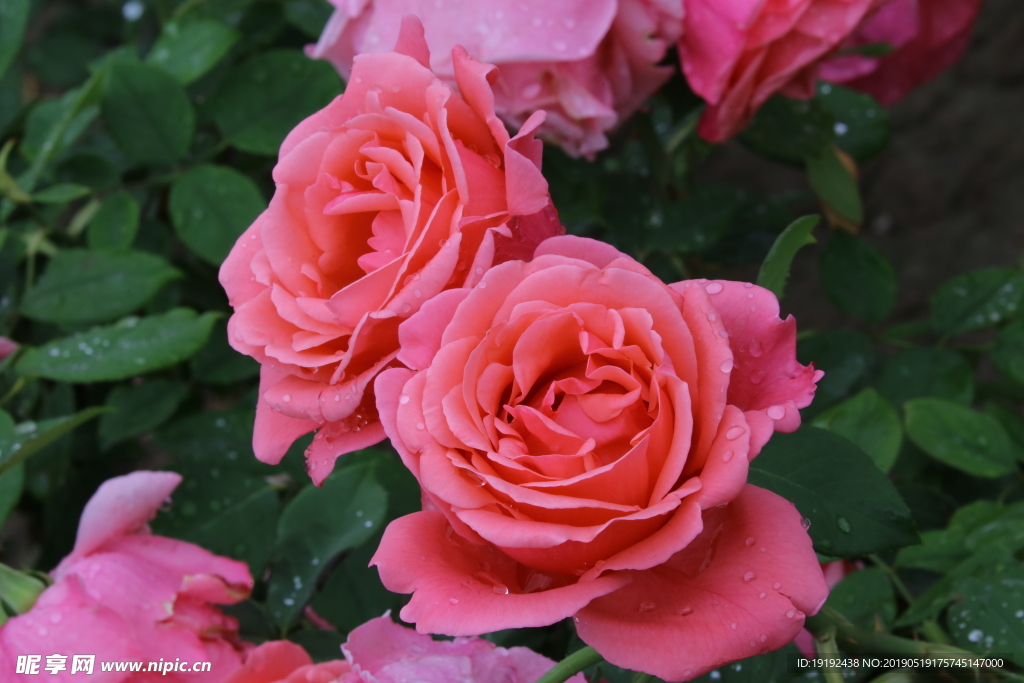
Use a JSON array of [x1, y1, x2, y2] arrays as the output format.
[[416, 422, 425, 430], [834, 122, 849, 136], [678, 606, 693, 616], [801, 517, 812, 530], [730, 622, 737, 630], [773, 582, 782, 590], [837, 517, 851, 533], [786, 610, 795, 618], [707, 313, 718, 323], [759, 592, 767, 599], [766, 405, 786, 420], [449, 597, 459, 605], [1015, 610, 1024, 618], [282, 394, 291, 402], [706, 282, 724, 295], [639, 601, 656, 613], [760, 633, 768, 643], [720, 358, 734, 373], [492, 584, 509, 595], [726, 426, 745, 440], [722, 450, 734, 462], [968, 629, 983, 643], [750, 369, 766, 384], [748, 340, 763, 357], [745, 537, 755, 546], [399, 395, 410, 404], [743, 571, 755, 582]]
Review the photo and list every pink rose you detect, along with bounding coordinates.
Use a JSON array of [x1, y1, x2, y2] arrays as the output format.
[[230, 615, 584, 683], [0, 472, 253, 682], [0, 337, 17, 361], [793, 560, 861, 657], [370, 235, 828, 681], [220, 17, 563, 483], [309, 0, 684, 157], [820, 0, 982, 104], [679, 0, 878, 142]]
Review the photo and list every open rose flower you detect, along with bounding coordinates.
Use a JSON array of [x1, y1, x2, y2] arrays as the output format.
[[820, 0, 983, 104], [370, 235, 828, 681], [228, 615, 584, 683], [310, 0, 684, 157], [220, 17, 563, 483], [679, 0, 878, 142], [0, 472, 253, 682]]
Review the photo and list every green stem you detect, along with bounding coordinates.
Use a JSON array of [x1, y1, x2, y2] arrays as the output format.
[[806, 606, 969, 657], [813, 627, 846, 683], [536, 647, 604, 683]]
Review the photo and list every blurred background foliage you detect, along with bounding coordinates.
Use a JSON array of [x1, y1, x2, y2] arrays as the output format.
[[0, 0, 1022, 679]]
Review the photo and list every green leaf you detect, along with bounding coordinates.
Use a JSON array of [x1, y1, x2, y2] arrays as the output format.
[[798, 330, 875, 414], [0, 407, 108, 476], [946, 575, 1024, 665], [820, 231, 896, 322], [0, 464, 23, 527], [98, 379, 189, 450], [88, 190, 140, 249], [309, 541, 404, 635], [0, 563, 46, 614], [741, 95, 834, 164], [0, 0, 29, 80], [169, 164, 265, 265], [21, 249, 182, 325], [189, 319, 259, 385], [748, 426, 918, 557], [689, 644, 803, 683], [147, 20, 239, 85], [211, 50, 341, 156], [816, 84, 890, 161], [877, 347, 974, 407], [904, 398, 1017, 478], [101, 62, 195, 165], [32, 183, 90, 204], [993, 318, 1024, 385], [896, 501, 1024, 573], [21, 88, 100, 164], [16, 308, 218, 382], [987, 403, 1024, 463], [283, 0, 333, 38], [756, 215, 818, 299], [812, 388, 902, 472], [154, 473, 280, 577], [931, 268, 1024, 337], [268, 462, 387, 629], [825, 567, 896, 629], [807, 146, 863, 224]]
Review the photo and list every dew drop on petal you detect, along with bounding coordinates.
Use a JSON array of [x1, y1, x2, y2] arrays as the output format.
[[722, 451, 734, 462], [449, 598, 459, 605], [759, 592, 767, 599], [767, 405, 786, 420], [678, 606, 693, 616], [706, 282, 723, 295], [720, 358, 734, 373], [399, 395, 410, 405], [726, 426, 745, 440], [415, 422, 425, 430], [743, 571, 755, 582], [773, 582, 782, 590], [745, 537, 755, 546], [786, 610, 795, 618]]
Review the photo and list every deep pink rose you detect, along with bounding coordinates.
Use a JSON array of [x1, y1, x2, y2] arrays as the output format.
[[309, 0, 684, 157], [0, 472, 253, 682], [820, 0, 982, 104], [220, 17, 563, 483], [370, 235, 828, 681], [679, 0, 878, 142], [229, 615, 583, 683]]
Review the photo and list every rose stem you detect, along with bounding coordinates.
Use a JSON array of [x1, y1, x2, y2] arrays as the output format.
[[535, 646, 604, 683]]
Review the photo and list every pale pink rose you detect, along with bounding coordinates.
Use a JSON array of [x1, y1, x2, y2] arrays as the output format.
[[819, 0, 982, 104], [679, 0, 878, 142], [309, 0, 684, 157], [0, 471, 253, 682], [230, 615, 583, 683], [220, 17, 563, 483], [0, 336, 17, 361], [371, 235, 828, 681]]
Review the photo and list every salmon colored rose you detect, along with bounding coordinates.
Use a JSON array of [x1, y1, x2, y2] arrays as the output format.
[[370, 236, 829, 681], [229, 615, 585, 683], [679, 0, 878, 142], [0, 472, 253, 682], [220, 17, 563, 483], [309, 0, 684, 157], [820, 0, 983, 104]]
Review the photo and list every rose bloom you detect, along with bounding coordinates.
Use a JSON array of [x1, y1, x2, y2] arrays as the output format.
[[819, 0, 983, 104], [309, 0, 684, 157], [679, 0, 878, 142], [370, 235, 829, 681], [228, 615, 584, 683], [220, 17, 563, 483], [0, 472, 252, 682], [0, 336, 17, 361]]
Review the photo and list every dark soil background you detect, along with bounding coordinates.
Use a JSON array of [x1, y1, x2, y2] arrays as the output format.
[[706, 0, 1024, 330]]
